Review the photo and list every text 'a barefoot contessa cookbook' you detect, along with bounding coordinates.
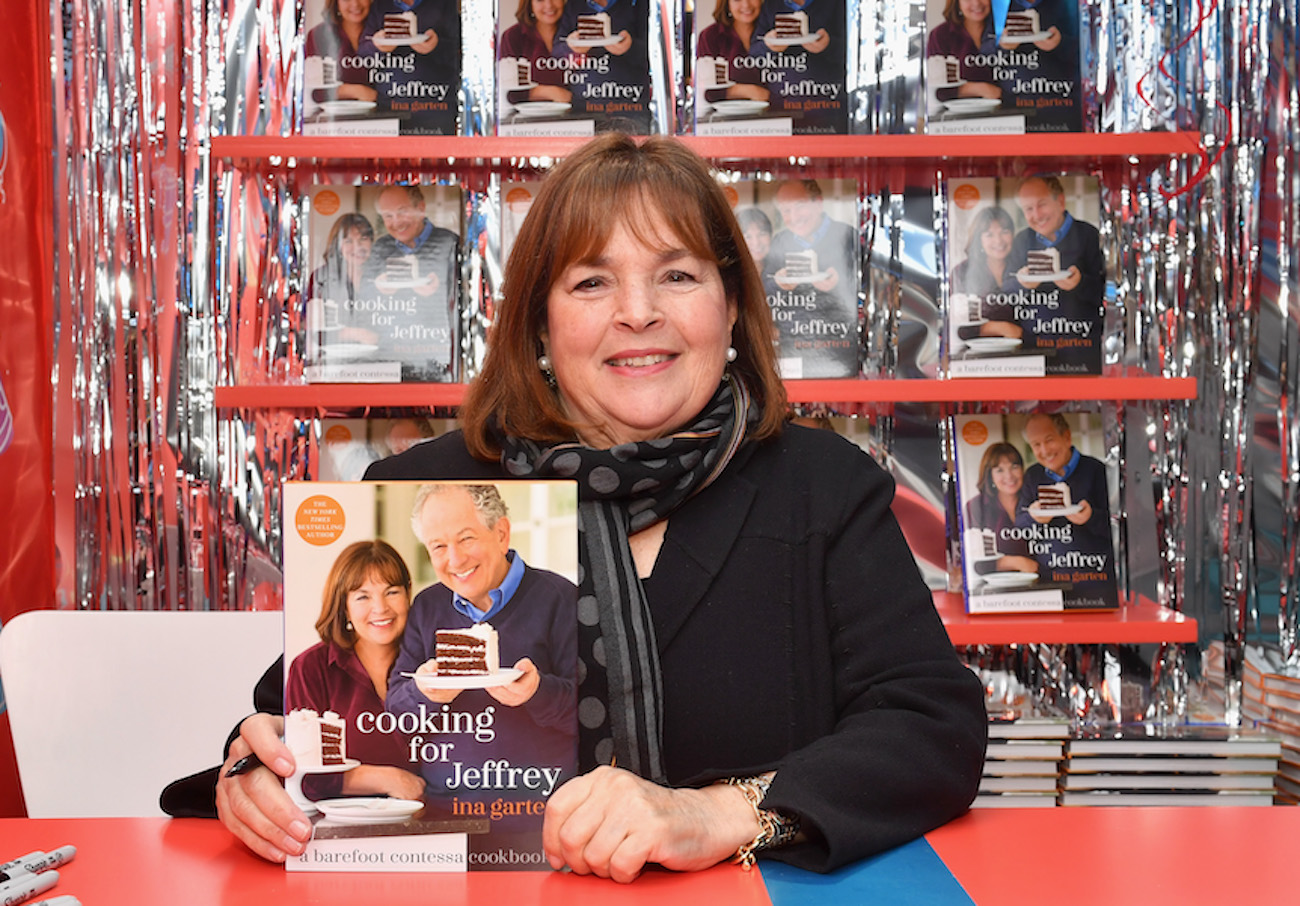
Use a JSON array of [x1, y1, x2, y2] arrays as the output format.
[[282, 479, 578, 872]]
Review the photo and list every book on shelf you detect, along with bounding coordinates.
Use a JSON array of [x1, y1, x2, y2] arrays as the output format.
[[692, 0, 848, 136], [982, 759, 1060, 776], [317, 417, 459, 482], [301, 0, 460, 136], [987, 715, 1072, 740], [304, 183, 461, 383], [1059, 773, 1276, 792], [1068, 725, 1284, 759], [986, 738, 1066, 759], [282, 479, 579, 872], [972, 791, 1058, 808], [924, 0, 1082, 135], [1244, 643, 1300, 694], [952, 410, 1119, 614], [945, 174, 1105, 378], [497, 0, 652, 135], [1059, 790, 1275, 807], [1064, 756, 1283, 775], [730, 177, 861, 378], [978, 775, 1058, 794]]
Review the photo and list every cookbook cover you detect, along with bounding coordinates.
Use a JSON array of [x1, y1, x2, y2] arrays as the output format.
[[730, 176, 861, 378], [924, 0, 1082, 135], [302, 0, 461, 136], [304, 183, 461, 383], [945, 173, 1104, 377], [952, 411, 1118, 614], [497, 0, 652, 135], [694, 0, 847, 135], [282, 479, 579, 872]]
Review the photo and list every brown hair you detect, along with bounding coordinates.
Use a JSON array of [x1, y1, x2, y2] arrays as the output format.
[[976, 441, 1024, 498], [461, 133, 786, 458], [315, 540, 412, 648]]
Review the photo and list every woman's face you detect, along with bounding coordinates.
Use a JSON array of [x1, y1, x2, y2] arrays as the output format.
[[979, 220, 1013, 263], [531, 0, 563, 26], [959, 0, 991, 22], [339, 227, 373, 265], [345, 571, 410, 648], [544, 212, 738, 448], [337, 0, 371, 26], [990, 456, 1024, 496], [728, 0, 762, 26]]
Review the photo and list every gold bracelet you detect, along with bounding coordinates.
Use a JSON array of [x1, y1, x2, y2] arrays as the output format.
[[726, 775, 801, 870]]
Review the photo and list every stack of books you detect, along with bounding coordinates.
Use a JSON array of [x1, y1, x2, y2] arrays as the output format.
[[975, 715, 1069, 808], [1060, 725, 1281, 807], [1242, 644, 1300, 801]]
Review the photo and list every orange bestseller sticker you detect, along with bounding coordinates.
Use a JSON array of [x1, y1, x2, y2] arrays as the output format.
[[952, 183, 981, 210], [295, 495, 346, 546], [314, 190, 342, 217], [961, 421, 989, 446]]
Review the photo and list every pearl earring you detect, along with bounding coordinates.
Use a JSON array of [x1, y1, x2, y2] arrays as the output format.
[[726, 347, 738, 362], [346, 621, 353, 631], [537, 354, 552, 372]]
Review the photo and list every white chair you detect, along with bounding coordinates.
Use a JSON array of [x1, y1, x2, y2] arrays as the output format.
[[0, 609, 281, 817]]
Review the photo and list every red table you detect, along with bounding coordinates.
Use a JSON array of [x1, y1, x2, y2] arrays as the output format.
[[3, 808, 1298, 905]]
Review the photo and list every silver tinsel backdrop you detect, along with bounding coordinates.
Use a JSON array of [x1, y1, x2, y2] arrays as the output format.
[[50, 1, 1300, 717]]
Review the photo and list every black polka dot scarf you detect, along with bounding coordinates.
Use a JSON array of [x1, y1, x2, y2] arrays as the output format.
[[498, 376, 756, 782]]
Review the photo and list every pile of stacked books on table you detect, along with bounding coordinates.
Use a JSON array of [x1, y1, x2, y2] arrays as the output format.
[[975, 714, 1069, 808], [1243, 644, 1300, 801], [1060, 724, 1281, 806]]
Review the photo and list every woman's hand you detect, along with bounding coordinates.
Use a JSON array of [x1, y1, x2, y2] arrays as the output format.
[[341, 765, 427, 801], [215, 713, 312, 862], [542, 766, 759, 883]]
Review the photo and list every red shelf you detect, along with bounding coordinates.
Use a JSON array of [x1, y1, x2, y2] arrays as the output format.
[[214, 373, 1195, 411], [210, 132, 1203, 169], [936, 591, 1198, 646]]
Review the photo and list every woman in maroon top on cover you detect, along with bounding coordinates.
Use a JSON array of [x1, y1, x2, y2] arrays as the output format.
[[697, 0, 769, 103], [925, 0, 1001, 102], [286, 539, 426, 801], [499, 0, 573, 105], [305, 0, 380, 103]]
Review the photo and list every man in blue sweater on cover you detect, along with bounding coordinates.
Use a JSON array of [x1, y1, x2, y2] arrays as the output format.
[[386, 483, 578, 825], [1015, 413, 1118, 608]]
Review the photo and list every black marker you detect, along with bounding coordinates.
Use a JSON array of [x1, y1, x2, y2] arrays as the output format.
[[225, 753, 264, 777]]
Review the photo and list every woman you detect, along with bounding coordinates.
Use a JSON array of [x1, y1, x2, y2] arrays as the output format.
[[217, 134, 986, 878], [964, 442, 1037, 573], [925, 0, 1002, 102], [697, 0, 769, 103], [953, 205, 1022, 340], [308, 212, 376, 307], [500, 0, 573, 105], [305, 0, 380, 103], [286, 540, 426, 801]]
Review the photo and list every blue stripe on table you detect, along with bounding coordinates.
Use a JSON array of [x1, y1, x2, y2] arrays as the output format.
[[761, 839, 974, 905]]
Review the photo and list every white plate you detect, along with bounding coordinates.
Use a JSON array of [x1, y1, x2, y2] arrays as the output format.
[[942, 98, 1003, 115], [403, 667, 524, 690], [568, 34, 620, 50], [763, 30, 819, 48], [775, 268, 832, 284], [963, 337, 1023, 354], [297, 758, 361, 775], [1016, 267, 1071, 283], [511, 101, 572, 118], [319, 100, 376, 116], [1029, 502, 1084, 518], [983, 571, 1039, 588], [708, 99, 769, 117], [1000, 30, 1051, 45], [373, 32, 431, 47], [319, 342, 379, 360], [315, 797, 424, 824]]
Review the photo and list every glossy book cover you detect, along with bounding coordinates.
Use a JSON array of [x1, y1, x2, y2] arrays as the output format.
[[924, 0, 1082, 135], [730, 176, 861, 378], [282, 480, 579, 872], [952, 411, 1119, 614], [694, 0, 848, 135], [304, 183, 461, 383], [301, 0, 461, 136], [945, 173, 1104, 377]]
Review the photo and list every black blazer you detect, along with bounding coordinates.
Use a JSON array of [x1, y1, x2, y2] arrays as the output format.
[[363, 425, 987, 872]]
